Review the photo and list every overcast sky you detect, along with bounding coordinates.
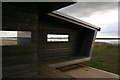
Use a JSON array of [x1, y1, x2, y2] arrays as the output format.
[[58, 2, 118, 38]]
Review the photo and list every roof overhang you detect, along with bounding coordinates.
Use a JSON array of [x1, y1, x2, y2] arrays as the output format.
[[48, 11, 101, 31], [3, 2, 100, 31]]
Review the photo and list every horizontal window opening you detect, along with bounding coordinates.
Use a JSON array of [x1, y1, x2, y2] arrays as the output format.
[[0, 31, 31, 46], [47, 34, 69, 42]]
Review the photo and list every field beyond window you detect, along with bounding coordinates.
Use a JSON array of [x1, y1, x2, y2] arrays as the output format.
[[47, 34, 69, 42], [0, 31, 31, 46]]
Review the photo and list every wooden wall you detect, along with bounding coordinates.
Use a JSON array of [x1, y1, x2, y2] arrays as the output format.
[[38, 19, 92, 61], [2, 2, 97, 78], [2, 3, 39, 78], [37, 14, 96, 62], [79, 29, 95, 57]]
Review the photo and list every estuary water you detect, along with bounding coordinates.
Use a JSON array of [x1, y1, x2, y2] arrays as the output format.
[[95, 40, 119, 44]]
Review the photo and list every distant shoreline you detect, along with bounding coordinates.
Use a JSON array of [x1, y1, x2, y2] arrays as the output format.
[[0, 37, 119, 44], [95, 40, 119, 44]]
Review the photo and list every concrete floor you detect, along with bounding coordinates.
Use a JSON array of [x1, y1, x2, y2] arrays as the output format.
[[64, 66, 119, 79]]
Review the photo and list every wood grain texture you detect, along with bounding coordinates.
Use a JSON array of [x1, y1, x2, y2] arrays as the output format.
[[2, 2, 97, 78], [38, 21, 83, 60], [2, 3, 39, 78]]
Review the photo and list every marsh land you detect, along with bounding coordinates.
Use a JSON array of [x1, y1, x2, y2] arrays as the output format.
[[81, 42, 119, 74]]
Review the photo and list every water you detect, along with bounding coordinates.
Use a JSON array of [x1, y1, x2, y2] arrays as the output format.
[[95, 40, 119, 44], [0, 37, 17, 40], [47, 39, 68, 42]]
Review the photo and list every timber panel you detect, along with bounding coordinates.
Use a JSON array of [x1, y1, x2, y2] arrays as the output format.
[[2, 2, 97, 78], [38, 20, 84, 60], [2, 3, 39, 78]]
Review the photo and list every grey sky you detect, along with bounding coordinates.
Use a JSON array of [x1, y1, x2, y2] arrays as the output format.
[[58, 2, 118, 38], [59, 2, 117, 17]]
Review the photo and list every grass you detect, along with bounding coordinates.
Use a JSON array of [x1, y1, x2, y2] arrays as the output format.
[[81, 42, 119, 75], [0, 40, 17, 46]]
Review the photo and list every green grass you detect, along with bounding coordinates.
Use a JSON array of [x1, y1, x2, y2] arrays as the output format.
[[0, 40, 17, 46], [81, 42, 119, 75]]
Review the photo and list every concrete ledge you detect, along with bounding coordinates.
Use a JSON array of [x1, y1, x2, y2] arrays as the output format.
[[49, 57, 91, 68], [64, 66, 119, 79]]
